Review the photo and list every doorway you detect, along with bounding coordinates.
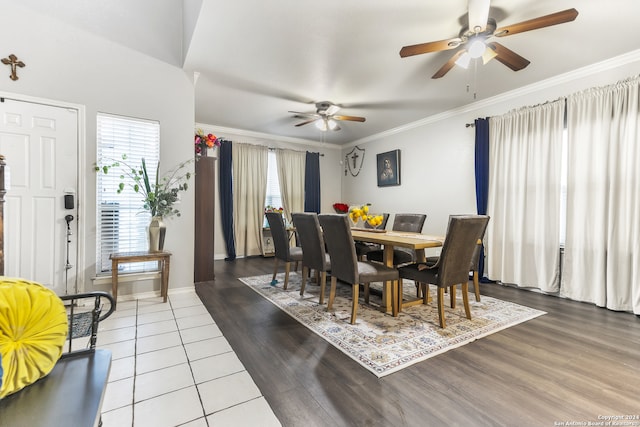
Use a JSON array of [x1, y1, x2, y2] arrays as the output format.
[[0, 97, 80, 295]]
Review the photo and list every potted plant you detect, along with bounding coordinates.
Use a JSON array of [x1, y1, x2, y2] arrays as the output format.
[[95, 154, 193, 251]]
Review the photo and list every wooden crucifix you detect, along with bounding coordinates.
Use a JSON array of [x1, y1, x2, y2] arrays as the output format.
[[1, 54, 25, 81]]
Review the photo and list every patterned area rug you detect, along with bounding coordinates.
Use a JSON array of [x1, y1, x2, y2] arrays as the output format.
[[239, 273, 545, 377]]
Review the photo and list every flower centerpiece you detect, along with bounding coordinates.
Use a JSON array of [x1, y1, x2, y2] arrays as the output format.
[[194, 129, 220, 156], [264, 205, 284, 215], [333, 203, 349, 214]]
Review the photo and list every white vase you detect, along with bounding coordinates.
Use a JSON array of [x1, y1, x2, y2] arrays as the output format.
[[148, 216, 166, 252]]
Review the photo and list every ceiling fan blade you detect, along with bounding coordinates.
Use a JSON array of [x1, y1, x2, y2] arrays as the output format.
[[400, 38, 461, 58], [486, 42, 530, 71], [432, 50, 466, 79], [332, 115, 366, 122], [494, 8, 578, 37], [288, 110, 320, 118], [468, 0, 491, 32], [295, 119, 318, 127]]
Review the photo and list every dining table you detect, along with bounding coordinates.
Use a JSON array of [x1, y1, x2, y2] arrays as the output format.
[[350, 228, 444, 314]]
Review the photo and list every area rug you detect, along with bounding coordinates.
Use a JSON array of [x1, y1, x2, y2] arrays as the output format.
[[239, 273, 545, 377]]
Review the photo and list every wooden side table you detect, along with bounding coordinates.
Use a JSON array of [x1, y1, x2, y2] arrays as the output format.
[[109, 251, 172, 306]]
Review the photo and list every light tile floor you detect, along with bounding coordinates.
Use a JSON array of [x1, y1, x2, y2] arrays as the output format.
[[93, 290, 281, 427]]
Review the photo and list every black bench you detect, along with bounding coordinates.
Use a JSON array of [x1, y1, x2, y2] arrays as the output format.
[[0, 291, 115, 427]]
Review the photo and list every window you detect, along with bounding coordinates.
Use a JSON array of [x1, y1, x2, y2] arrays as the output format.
[[96, 113, 160, 274], [264, 151, 282, 226]]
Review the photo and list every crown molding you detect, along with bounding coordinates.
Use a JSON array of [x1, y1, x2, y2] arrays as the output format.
[[345, 49, 640, 149], [195, 122, 341, 150]]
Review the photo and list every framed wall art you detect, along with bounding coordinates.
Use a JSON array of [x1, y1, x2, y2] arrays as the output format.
[[376, 149, 401, 187]]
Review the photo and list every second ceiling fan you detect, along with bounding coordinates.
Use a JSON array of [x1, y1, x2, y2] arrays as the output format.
[[289, 101, 366, 131], [400, 0, 578, 78]]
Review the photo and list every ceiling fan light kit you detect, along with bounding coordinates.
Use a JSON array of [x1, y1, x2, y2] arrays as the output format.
[[290, 101, 365, 132], [399, 3, 578, 79]]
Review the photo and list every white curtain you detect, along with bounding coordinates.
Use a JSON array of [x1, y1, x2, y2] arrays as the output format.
[[232, 143, 268, 257], [486, 99, 565, 292], [562, 77, 640, 314], [275, 148, 306, 220]]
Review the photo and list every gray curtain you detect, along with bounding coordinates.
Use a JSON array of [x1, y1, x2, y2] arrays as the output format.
[[232, 143, 268, 257]]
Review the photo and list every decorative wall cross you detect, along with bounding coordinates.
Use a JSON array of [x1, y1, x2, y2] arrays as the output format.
[[1, 54, 25, 81]]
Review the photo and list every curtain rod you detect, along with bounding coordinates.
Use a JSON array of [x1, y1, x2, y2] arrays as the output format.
[[465, 123, 475, 128], [268, 147, 324, 156]]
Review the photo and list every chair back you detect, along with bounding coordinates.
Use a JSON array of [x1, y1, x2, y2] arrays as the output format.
[[392, 213, 426, 233], [291, 212, 329, 272], [266, 212, 291, 262], [318, 214, 358, 284], [436, 215, 490, 288], [364, 213, 389, 230]]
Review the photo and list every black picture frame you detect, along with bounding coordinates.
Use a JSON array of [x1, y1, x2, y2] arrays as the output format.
[[377, 149, 401, 187]]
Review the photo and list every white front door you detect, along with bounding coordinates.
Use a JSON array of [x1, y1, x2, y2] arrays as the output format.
[[0, 98, 79, 295]]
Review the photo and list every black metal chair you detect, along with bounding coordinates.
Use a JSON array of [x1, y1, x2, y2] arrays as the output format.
[[266, 211, 303, 289], [291, 212, 331, 304], [366, 213, 426, 265], [398, 215, 490, 328], [354, 213, 390, 261], [318, 214, 400, 324]]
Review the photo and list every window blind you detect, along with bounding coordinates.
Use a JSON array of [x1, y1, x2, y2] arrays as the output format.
[[96, 113, 160, 274]]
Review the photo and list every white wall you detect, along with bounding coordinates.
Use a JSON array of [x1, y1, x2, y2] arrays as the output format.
[[342, 51, 640, 242], [0, 4, 196, 295], [195, 124, 342, 259]]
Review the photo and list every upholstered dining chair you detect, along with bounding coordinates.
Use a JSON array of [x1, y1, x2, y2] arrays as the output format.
[[397, 215, 490, 328], [366, 213, 427, 265], [291, 212, 331, 304], [354, 213, 390, 261], [266, 211, 303, 290], [318, 214, 400, 324], [425, 237, 486, 304]]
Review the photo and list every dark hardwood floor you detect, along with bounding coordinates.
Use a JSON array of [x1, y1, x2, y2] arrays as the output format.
[[196, 257, 640, 427]]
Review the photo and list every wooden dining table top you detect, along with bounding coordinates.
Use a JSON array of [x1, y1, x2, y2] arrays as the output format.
[[350, 228, 444, 249]]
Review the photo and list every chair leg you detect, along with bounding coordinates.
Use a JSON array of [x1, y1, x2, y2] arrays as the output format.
[[462, 282, 472, 320], [300, 266, 309, 296], [283, 262, 291, 290], [364, 282, 370, 304], [473, 271, 481, 302], [319, 271, 327, 304], [271, 258, 279, 284], [450, 284, 456, 308], [350, 283, 359, 324], [437, 287, 446, 328], [421, 283, 429, 304], [327, 276, 337, 311]]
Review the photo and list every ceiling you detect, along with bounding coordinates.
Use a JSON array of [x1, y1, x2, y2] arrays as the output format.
[[19, 0, 640, 145]]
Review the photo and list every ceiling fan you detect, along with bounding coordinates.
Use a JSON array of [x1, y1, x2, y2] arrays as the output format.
[[289, 101, 366, 131], [399, 0, 578, 79]]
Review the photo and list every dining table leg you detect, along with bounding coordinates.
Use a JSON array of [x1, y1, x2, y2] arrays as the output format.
[[381, 245, 394, 313]]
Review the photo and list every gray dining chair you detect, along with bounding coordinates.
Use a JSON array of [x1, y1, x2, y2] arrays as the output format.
[[354, 213, 390, 261], [425, 237, 486, 304], [397, 215, 490, 328], [366, 213, 427, 265], [266, 212, 302, 290], [291, 212, 331, 304], [318, 214, 400, 324]]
